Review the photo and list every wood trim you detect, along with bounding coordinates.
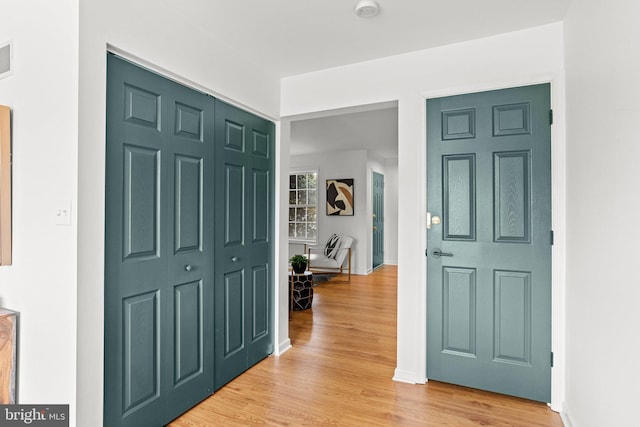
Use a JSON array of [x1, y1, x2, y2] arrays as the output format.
[[0, 105, 11, 265]]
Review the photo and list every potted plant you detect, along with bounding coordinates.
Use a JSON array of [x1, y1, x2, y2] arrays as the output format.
[[289, 254, 308, 274]]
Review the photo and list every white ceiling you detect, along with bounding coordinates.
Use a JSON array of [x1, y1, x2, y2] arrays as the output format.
[[291, 103, 399, 158], [164, 0, 571, 78], [162, 0, 571, 158]]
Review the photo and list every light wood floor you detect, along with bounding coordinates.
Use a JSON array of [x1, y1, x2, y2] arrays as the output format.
[[170, 265, 563, 426]]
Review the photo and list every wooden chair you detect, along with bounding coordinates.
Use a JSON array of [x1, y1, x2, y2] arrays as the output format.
[[305, 234, 354, 281]]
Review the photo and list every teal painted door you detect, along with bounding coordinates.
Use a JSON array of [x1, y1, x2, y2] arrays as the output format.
[[213, 100, 274, 390], [426, 84, 552, 402], [105, 55, 215, 426], [372, 171, 384, 269]]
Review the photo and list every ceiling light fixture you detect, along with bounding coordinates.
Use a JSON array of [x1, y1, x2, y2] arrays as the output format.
[[355, 0, 380, 18]]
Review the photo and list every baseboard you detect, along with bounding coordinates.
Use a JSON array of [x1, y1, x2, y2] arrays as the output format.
[[560, 402, 577, 427], [383, 260, 398, 265], [392, 368, 418, 384], [276, 338, 291, 356]]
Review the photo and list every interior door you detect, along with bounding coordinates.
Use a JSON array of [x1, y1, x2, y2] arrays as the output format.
[[372, 171, 384, 269], [214, 100, 274, 390], [426, 84, 552, 402], [105, 54, 214, 426]]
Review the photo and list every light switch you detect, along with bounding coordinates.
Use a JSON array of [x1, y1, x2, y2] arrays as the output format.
[[55, 199, 72, 226]]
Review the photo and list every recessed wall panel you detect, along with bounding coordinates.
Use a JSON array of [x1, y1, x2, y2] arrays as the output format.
[[225, 164, 244, 247], [442, 108, 475, 140], [443, 154, 476, 241], [175, 102, 203, 141], [442, 267, 476, 357], [124, 84, 160, 130], [494, 151, 530, 243], [225, 120, 245, 152], [494, 270, 531, 366], [253, 169, 269, 243], [224, 270, 244, 357], [175, 155, 202, 253], [252, 265, 269, 340], [493, 102, 530, 136], [174, 281, 203, 385], [123, 145, 160, 260], [252, 130, 269, 158], [123, 291, 160, 413]]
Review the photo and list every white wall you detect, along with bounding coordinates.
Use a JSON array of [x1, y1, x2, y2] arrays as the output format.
[[77, 1, 282, 426], [563, 1, 640, 426], [289, 150, 368, 275], [0, 0, 79, 419], [383, 158, 399, 265], [281, 23, 566, 409]]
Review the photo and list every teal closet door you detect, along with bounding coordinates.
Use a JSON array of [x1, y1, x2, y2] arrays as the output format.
[[213, 100, 274, 390], [105, 54, 215, 426], [426, 84, 552, 402]]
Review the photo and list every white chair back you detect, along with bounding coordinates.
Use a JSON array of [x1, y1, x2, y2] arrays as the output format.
[[334, 235, 354, 267]]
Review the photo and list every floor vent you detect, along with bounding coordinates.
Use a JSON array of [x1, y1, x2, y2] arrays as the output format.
[[0, 43, 12, 78]]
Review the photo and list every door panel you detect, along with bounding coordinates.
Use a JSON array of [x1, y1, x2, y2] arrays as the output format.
[[106, 54, 214, 427], [122, 291, 160, 415], [173, 280, 203, 384], [174, 155, 202, 252], [494, 151, 529, 242], [163, 79, 215, 419], [214, 101, 274, 389], [442, 267, 476, 357], [123, 145, 160, 260], [426, 84, 551, 402], [443, 155, 475, 241], [372, 172, 384, 269]]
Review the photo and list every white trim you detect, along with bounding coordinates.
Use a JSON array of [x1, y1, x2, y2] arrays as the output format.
[[276, 338, 292, 356], [392, 368, 421, 384], [560, 402, 577, 427], [420, 71, 566, 412]]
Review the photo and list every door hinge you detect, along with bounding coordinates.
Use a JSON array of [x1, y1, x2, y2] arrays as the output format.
[[549, 109, 554, 125], [550, 351, 554, 367], [550, 230, 554, 246], [425, 249, 428, 257]]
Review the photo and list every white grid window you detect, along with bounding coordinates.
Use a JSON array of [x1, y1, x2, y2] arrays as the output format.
[[288, 171, 317, 242]]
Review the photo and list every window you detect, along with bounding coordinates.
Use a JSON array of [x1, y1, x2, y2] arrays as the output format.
[[289, 171, 317, 242]]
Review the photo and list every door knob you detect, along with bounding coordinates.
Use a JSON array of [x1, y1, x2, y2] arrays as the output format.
[[431, 249, 453, 258], [184, 264, 192, 272], [231, 256, 239, 262], [373, 226, 377, 231]]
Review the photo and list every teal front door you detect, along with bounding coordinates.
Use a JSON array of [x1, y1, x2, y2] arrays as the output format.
[[105, 55, 215, 426], [426, 84, 552, 402], [213, 100, 275, 390], [372, 171, 384, 269]]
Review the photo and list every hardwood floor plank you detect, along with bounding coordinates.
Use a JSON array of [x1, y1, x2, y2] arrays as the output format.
[[171, 265, 562, 426]]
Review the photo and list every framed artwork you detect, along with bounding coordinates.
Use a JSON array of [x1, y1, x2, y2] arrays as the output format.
[[0, 105, 11, 265], [326, 178, 354, 216]]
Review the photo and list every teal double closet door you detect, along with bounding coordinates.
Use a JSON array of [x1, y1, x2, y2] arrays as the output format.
[[104, 54, 274, 427]]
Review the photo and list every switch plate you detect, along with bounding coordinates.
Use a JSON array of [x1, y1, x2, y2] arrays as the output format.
[[55, 199, 72, 226]]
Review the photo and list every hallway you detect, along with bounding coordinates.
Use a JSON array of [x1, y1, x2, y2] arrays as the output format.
[[171, 265, 562, 426]]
